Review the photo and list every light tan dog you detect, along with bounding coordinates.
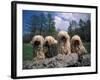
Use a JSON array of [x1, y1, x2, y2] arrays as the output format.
[[44, 36, 58, 58], [58, 31, 71, 55], [71, 35, 87, 62], [30, 35, 45, 60]]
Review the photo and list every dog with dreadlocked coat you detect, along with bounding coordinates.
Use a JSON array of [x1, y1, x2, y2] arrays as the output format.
[[57, 31, 71, 55], [71, 35, 87, 62], [44, 36, 58, 58], [30, 35, 45, 61]]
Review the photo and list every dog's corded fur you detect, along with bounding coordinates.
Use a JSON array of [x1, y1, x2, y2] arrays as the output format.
[[71, 35, 87, 62], [44, 36, 58, 58], [30, 35, 45, 60], [58, 31, 71, 55]]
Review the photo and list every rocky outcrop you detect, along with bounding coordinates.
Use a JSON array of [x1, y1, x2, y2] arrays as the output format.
[[23, 53, 90, 69]]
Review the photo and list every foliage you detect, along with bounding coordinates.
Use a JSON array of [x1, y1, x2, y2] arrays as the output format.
[[23, 12, 58, 43], [68, 19, 91, 42]]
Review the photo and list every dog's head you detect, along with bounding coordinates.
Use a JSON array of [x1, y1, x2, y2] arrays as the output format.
[[71, 35, 87, 54], [44, 36, 58, 46], [71, 35, 82, 47], [30, 35, 44, 47], [58, 31, 70, 43]]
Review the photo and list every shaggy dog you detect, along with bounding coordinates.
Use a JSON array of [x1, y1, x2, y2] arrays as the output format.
[[57, 31, 71, 55], [44, 36, 58, 58], [71, 35, 87, 62], [30, 35, 45, 61]]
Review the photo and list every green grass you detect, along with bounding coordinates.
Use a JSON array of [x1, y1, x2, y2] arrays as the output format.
[[23, 42, 90, 61], [23, 43, 33, 60]]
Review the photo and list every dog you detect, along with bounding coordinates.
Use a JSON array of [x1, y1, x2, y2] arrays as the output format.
[[30, 35, 45, 61], [71, 35, 87, 62], [57, 31, 71, 55], [44, 36, 58, 58]]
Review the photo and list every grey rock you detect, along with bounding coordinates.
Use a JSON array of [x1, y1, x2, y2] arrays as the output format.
[[23, 53, 90, 69]]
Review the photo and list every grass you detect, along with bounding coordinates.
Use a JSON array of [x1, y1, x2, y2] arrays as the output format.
[[23, 43, 33, 60], [23, 42, 90, 61]]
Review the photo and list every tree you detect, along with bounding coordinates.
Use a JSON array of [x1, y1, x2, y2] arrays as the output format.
[[85, 20, 91, 42], [30, 15, 41, 36], [78, 19, 90, 42], [68, 19, 91, 42], [68, 20, 78, 37], [39, 13, 47, 36], [23, 12, 58, 43], [48, 13, 57, 37]]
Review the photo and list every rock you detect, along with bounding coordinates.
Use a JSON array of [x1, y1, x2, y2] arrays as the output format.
[[23, 53, 90, 69], [82, 54, 91, 66], [23, 60, 33, 69]]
